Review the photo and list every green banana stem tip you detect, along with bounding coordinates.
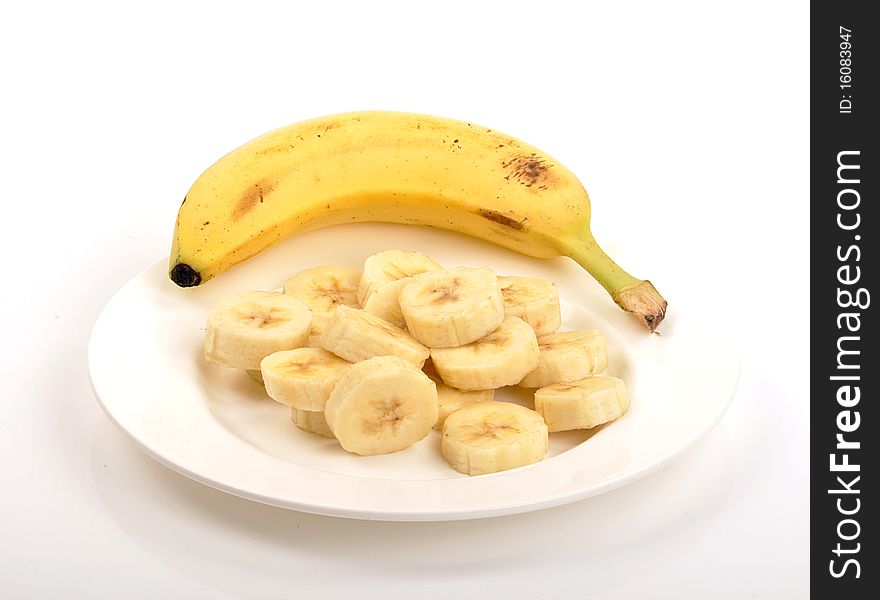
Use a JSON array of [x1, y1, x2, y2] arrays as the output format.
[[564, 238, 668, 333]]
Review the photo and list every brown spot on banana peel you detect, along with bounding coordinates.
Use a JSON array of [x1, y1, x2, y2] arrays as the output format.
[[478, 209, 526, 231], [502, 154, 555, 189], [232, 179, 276, 221]]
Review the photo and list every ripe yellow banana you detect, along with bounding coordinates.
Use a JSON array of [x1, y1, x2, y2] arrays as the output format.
[[170, 111, 666, 331]]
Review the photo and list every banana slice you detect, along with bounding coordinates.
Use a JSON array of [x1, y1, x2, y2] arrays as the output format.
[[441, 401, 548, 475], [362, 278, 410, 329], [284, 265, 362, 319], [204, 291, 312, 369], [320, 305, 429, 367], [399, 267, 504, 348], [497, 276, 561, 336], [260, 347, 350, 410], [306, 315, 329, 348], [357, 250, 442, 306], [246, 369, 264, 384], [430, 315, 539, 390], [423, 360, 494, 430], [324, 356, 438, 456], [518, 329, 608, 388], [534, 376, 629, 432], [290, 407, 335, 439]]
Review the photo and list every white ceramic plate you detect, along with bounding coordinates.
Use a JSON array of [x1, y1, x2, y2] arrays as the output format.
[[89, 223, 737, 521]]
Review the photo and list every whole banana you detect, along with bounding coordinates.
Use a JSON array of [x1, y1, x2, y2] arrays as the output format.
[[169, 112, 666, 331]]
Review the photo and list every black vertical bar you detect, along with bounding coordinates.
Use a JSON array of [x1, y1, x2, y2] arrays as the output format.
[[811, 1, 876, 596]]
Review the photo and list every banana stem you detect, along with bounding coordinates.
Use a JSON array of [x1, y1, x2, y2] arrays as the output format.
[[563, 236, 668, 333]]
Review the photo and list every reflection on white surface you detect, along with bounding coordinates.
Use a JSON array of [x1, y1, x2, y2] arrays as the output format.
[[91, 418, 733, 600]]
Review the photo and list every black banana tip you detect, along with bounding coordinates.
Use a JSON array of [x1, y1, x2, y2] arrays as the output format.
[[170, 263, 201, 287]]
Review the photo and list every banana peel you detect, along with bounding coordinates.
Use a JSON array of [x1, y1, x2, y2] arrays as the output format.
[[169, 111, 667, 332]]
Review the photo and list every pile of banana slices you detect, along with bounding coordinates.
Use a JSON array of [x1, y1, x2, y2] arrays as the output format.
[[204, 250, 629, 476]]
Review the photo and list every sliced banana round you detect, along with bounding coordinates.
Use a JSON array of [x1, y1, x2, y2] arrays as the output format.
[[441, 401, 548, 476], [518, 329, 608, 388], [319, 305, 429, 367], [290, 407, 335, 439], [399, 266, 504, 348], [260, 347, 350, 410], [430, 315, 539, 390], [498, 276, 561, 336], [534, 376, 629, 432], [423, 360, 494, 430], [357, 250, 442, 306], [246, 369, 264, 385], [283, 265, 362, 319], [204, 291, 312, 370], [362, 278, 410, 329], [436, 388, 495, 432], [325, 356, 439, 456]]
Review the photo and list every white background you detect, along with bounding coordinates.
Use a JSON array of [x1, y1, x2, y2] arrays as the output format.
[[0, 1, 809, 598]]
